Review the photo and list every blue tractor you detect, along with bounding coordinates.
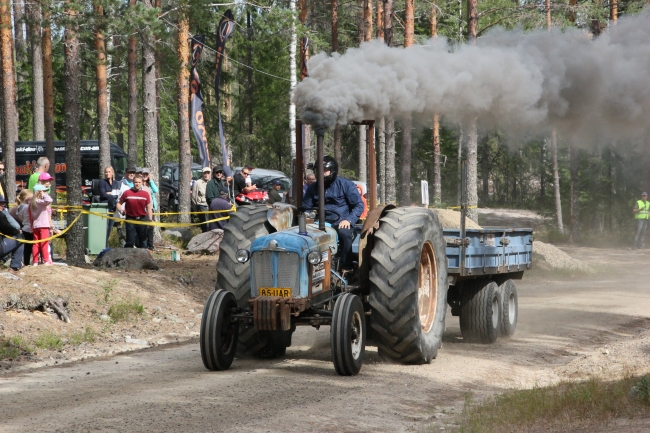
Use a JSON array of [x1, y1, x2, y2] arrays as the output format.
[[200, 123, 449, 376], [200, 122, 532, 375]]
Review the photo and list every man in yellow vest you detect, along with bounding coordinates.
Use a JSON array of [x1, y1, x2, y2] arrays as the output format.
[[632, 192, 650, 249]]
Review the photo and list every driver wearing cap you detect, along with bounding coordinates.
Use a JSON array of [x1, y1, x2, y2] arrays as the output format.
[[303, 156, 364, 269]]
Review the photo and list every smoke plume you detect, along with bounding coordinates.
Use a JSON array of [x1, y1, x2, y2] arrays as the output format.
[[293, 11, 650, 143]]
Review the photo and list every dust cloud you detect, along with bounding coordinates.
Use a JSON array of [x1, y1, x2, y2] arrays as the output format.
[[293, 11, 650, 144]]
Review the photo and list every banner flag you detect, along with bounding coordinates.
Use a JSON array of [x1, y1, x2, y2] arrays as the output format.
[[190, 35, 210, 168], [215, 10, 235, 178]]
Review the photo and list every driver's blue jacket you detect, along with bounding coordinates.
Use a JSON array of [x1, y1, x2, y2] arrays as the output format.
[[303, 177, 364, 225]]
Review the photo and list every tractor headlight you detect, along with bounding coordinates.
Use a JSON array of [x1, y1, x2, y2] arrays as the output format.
[[307, 251, 321, 265], [236, 249, 250, 263]]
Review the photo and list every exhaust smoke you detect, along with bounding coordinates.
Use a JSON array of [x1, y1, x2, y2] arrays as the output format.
[[293, 11, 650, 144]]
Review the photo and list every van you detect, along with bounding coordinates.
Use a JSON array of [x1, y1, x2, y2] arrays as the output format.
[[0, 140, 128, 193]]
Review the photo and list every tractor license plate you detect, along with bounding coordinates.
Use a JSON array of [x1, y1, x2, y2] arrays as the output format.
[[259, 288, 292, 297]]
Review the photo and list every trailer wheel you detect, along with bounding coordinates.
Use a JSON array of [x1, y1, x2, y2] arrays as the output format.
[[499, 279, 518, 337], [215, 205, 279, 357], [368, 207, 448, 364], [459, 279, 501, 344], [331, 293, 366, 376], [200, 289, 239, 371]]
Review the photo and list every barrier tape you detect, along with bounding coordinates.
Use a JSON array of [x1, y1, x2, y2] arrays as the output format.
[[3, 206, 234, 244], [446, 205, 478, 210]]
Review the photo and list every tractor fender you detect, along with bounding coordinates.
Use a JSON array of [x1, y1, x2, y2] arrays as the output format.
[[358, 204, 396, 290], [267, 202, 296, 232]]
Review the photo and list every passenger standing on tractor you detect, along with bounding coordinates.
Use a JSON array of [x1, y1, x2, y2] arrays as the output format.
[[233, 165, 257, 197], [192, 167, 211, 233], [303, 156, 364, 269], [268, 179, 283, 204], [632, 191, 650, 249]]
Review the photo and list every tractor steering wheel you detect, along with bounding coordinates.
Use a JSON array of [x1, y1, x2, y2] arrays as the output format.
[[301, 208, 342, 225]]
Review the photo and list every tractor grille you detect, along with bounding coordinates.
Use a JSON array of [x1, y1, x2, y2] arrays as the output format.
[[251, 251, 300, 296]]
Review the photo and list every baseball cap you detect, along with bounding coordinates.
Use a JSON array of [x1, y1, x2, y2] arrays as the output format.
[[39, 172, 54, 181], [213, 167, 224, 174], [136, 167, 143, 173], [272, 179, 282, 186], [34, 184, 48, 191], [142, 167, 150, 174], [643, 192, 648, 196], [0, 194, 7, 204], [219, 187, 230, 196], [202, 167, 212, 173]]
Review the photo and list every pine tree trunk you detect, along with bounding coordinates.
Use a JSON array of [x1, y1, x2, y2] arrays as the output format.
[[334, 126, 342, 165], [64, 2, 84, 266], [0, 0, 18, 204], [376, 0, 384, 40], [13, 0, 25, 65], [26, 2, 44, 140], [94, 5, 110, 172], [481, 135, 488, 204], [289, 0, 297, 160], [363, 0, 373, 40], [551, 129, 563, 232], [386, 117, 396, 204], [359, 126, 367, 182], [41, 5, 55, 199], [431, 5, 440, 205], [378, 117, 386, 204], [467, 0, 478, 43], [457, 127, 463, 205], [142, 0, 159, 221], [331, 0, 338, 52], [465, 121, 478, 222], [154, 0, 162, 165], [569, 142, 579, 242], [399, 118, 412, 205], [127, 0, 138, 167], [540, 140, 546, 204], [383, 0, 393, 46], [177, 8, 191, 224]]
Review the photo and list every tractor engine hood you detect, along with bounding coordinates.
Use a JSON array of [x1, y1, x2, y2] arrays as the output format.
[[248, 226, 338, 299]]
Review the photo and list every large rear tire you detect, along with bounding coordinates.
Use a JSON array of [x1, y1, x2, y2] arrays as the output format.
[[215, 205, 277, 357], [499, 279, 518, 337], [459, 279, 501, 344], [200, 289, 239, 371], [331, 293, 366, 376], [368, 207, 449, 364]]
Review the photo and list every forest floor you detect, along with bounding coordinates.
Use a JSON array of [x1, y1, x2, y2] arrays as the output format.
[[1, 244, 649, 432]]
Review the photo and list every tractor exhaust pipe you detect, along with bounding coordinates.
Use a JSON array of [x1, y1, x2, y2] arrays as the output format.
[[317, 132, 326, 232]]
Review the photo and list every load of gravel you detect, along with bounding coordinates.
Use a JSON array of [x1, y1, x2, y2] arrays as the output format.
[[433, 208, 482, 230], [533, 240, 593, 272]]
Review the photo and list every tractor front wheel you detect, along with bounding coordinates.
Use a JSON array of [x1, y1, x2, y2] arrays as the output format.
[[331, 293, 366, 376], [200, 289, 239, 371]]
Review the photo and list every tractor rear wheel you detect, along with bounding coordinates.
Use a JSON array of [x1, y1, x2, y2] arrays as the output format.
[[368, 207, 448, 364], [459, 279, 501, 344], [200, 289, 239, 371], [215, 205, 279, 357], [331, 293, 366, 376]]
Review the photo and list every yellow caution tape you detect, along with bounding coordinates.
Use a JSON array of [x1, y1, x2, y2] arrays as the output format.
[[447, 205, 478, 210], [3, 212, 84, 244]]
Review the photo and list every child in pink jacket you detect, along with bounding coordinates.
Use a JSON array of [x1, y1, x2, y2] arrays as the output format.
[[30, 184, 53, 265]]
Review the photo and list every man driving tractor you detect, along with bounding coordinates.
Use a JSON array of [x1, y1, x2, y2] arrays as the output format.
[[302, 156, 364, 270]]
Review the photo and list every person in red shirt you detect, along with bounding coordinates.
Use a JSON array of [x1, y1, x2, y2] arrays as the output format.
[[117, 176, 153, 248]]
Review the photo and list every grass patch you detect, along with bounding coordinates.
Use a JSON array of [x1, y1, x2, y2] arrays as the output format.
[[107, 298, 145, 322], [33, 331, 64, 350], [69, 327, 97, 345], [0, 336, 32, 360], [98, 278, 119, 304], [456, 376, 650, 433]]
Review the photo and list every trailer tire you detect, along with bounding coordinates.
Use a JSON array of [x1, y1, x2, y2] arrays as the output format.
[[331, 293, 366, 376], [368, 207, 448, 364], [459, 279, 501, 344], [215, 205, 278, 357], [499, 279, 518, 337], [200, 289, 239, 371]]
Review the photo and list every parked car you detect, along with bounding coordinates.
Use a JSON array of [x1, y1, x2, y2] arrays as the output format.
[[159, 162, 204, 212], [233, 167, 292, 203]]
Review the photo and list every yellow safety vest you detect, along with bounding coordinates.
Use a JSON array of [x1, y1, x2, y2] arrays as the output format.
[[636, 200, 650, 220]]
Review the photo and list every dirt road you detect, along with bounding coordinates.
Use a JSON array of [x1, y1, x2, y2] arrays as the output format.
[[2, 247, 650, 433]]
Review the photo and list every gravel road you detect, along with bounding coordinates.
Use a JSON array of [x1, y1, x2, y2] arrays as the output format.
[[2, 247, 650, 433]]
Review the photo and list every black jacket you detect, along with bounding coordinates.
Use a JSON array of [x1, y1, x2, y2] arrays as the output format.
[[0, 209, 20, 237]]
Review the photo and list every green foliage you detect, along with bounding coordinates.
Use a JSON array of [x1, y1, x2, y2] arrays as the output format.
[[69, 327, 97, 345], [634, 375, 650, 404], [456, 376, 650, 433], [108, 299, 145, 322], [99, 278, 119, 304], [33, 331, 64, 350], [0, 336, 32, 360]]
